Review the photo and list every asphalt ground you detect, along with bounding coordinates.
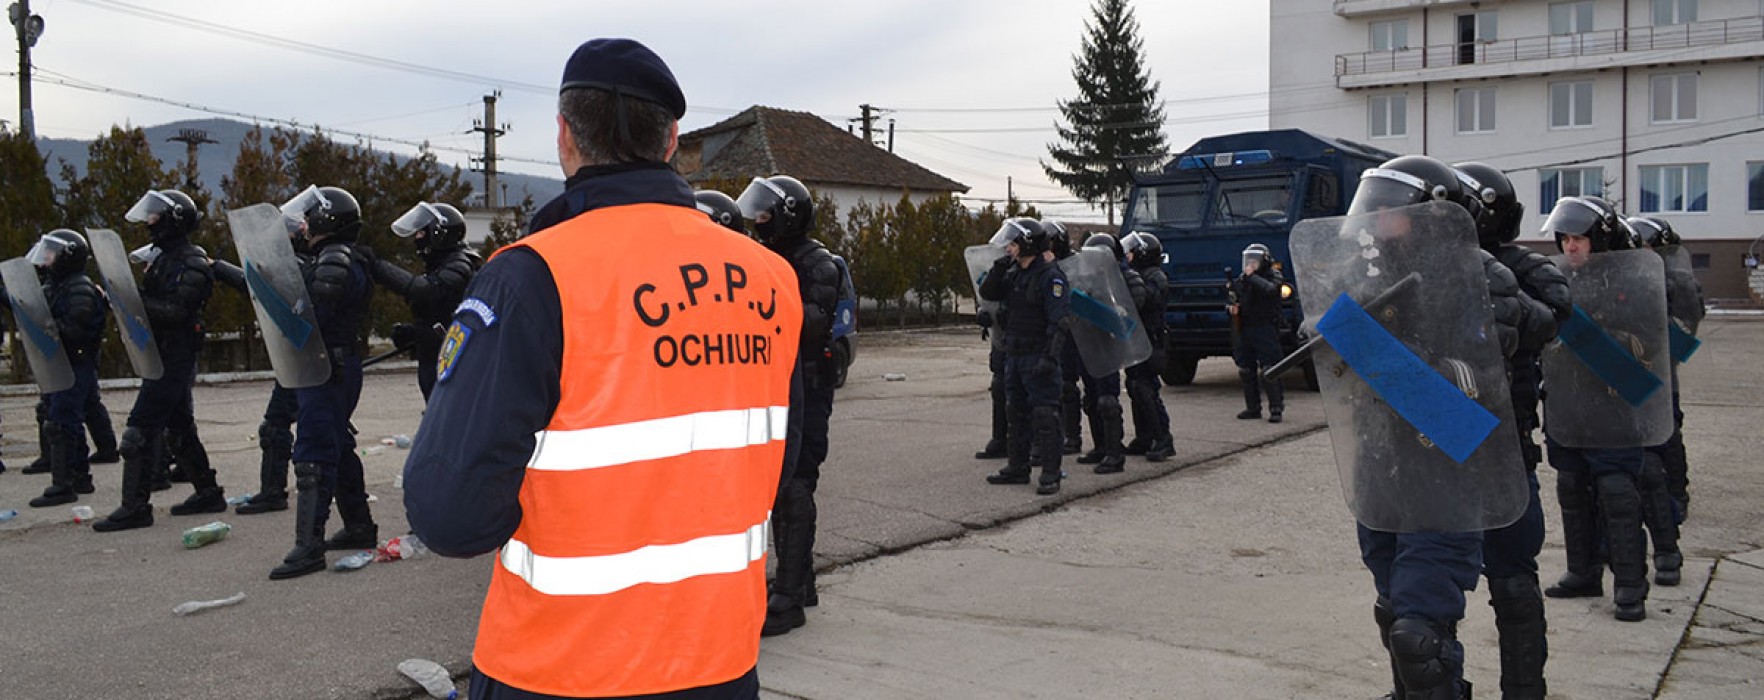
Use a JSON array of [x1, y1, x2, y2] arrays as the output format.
[[1, 317, 1760, 698]]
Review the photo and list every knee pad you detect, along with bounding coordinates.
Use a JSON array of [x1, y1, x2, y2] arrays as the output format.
[[1032, 405, 1061, 430], [258, 421, 293, 451], [1389, 617, 1459, 692], [118, 427, 152, 460], [1097, 395, 1122, 416], [783, 478, 818, 522], [293, 462, 323, 491], [1238, 368, 1259, 383]]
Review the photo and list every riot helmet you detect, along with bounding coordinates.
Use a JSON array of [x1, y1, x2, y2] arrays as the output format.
[[1082, 232, 1124, 262], [1347, 155, 1480, 220], [1242, 242, 1272, 276], [1543, 196, 1635, 253], [391, 201, 468, 256], [1453, 162, 1523, 246], [989, 217, 1049, 257], [1122, 231, 1163, 269], [27, 229, 91, 278], [737, 175, 814, 243], [693, 190, 745, 234], [125, 189, 202, 243], [1628, 216, 1681, 249], [281, 185, 363, 243]]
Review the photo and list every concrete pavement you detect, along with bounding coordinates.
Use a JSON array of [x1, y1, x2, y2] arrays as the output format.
[[0, 318, 1759, 698]]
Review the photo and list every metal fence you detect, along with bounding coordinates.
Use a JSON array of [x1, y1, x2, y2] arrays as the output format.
[[1337, 16, 1764, 77]]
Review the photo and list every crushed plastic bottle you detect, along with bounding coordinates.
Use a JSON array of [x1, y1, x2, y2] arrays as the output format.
[[375, 534, 430, 562], [397, 658, 458, 699], [181, 521, 232, 549], [172, 592, 247, 616], [381, 434, 413, 449], [334, 550, 375, 572], [71, 505, 95, 523], [224, 493, 255, 506], [883, 373, 907, 381], [359, 445, 387, 456], [0, 509, 18, 523]]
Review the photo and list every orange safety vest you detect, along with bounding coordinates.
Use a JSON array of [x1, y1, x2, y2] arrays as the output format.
[[473, 202, 803, 697]]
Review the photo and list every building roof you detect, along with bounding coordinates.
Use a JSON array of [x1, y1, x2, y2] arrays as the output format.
[[673, 106, 968, 194]]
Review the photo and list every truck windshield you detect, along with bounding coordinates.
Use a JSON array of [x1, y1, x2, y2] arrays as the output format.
[[1129, 183, 1207, 230], [1214, 176, 1293, 227]]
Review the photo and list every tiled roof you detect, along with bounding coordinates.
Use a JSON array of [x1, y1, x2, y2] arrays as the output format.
[[674, 106, 967, 194]]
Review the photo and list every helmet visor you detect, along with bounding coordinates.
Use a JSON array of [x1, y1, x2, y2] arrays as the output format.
[[989, 219, 1032, 249], [1540, 197, 1603, 238], [280, 185, 329, 226], [1122, 232, 1149, 256], [1346, 169, 1434, 217], [129, 243, 161, 266], [124, 190, 176, 224], [735, 178, 787, 223], [392, 202, 442, 238], [26, 240, 57, 267]]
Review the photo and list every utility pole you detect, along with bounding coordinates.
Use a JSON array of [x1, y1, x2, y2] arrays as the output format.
[[848, 104, 892, 149], [10, 0, 45, 140], [471, 92, 509, 210], [166, 128, 216, 190]]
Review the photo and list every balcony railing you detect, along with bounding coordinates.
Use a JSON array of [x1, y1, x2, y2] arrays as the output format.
[[1337, 16, 1764, 77]]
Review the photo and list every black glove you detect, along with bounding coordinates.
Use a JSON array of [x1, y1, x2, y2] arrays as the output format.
[[976, 309, 993, 329], [354, 243, 377, 267], [1033, 354, 1058, 378], [390, 322, 418, 350]]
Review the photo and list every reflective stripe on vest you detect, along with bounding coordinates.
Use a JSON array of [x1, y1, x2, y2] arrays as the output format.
[[528, 405, 790, 472], [500, 518, 769, 596]]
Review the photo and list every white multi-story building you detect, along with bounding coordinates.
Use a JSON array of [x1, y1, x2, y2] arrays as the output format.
[[1271, 0, 1764, 300]]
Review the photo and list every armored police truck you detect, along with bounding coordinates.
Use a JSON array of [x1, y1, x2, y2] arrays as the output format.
[[1120, 129, 1396, 388]]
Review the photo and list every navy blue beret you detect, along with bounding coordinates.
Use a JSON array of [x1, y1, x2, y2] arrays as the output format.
[[560, 38, 687, 120]]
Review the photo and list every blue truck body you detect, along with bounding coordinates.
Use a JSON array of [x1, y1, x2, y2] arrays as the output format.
[[1118, 129, 1396, 386]]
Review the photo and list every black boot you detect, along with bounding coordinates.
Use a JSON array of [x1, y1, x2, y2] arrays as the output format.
[[1640, 455, 1683, 587], [1093, 396, 1126, 475], [1488, 575, 1548, 700], [975, 439, 1007, 460], [30, 424, 79, 507], [1264, 373, 1285, 424], [1060, 380, 1083, 455], [979, 369, 1009, 459], [270, 463, 328, 580], [23, 417, 51, 474], [238, 436, 292, 514], [763, 480, 815, 637], [1545, 470, 1604, 598], [326, 490, 380, 550], [1033, 406, 1063, 495], [1237, 368, 1262, 420], [991, 401, 1033, 485], [1389, 617, 1468, 700], [93, 438, 155, 533], [1373, 598, 1405, 700], [1597, 473, 1650, 622], [1076, 410, 1106, 465]]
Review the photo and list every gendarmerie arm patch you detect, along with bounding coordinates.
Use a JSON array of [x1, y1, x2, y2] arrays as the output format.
[[436, 321, 473, 383], [1051, 281, 1065, 298]]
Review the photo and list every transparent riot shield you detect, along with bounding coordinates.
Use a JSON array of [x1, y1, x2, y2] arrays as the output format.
[[965, 244, 1007, 351], [227, 204, 331, 388], [1061, 247, 1152, 378], [1, 257, 75, 393], [1542, 248, 1672, 448], [1288, 201, 1527, 533], [1655, 244, 1703, 363], [86, 228, 163, 380]]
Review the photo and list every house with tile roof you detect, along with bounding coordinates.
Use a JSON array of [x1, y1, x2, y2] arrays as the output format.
[[672, 105, 968, 223]]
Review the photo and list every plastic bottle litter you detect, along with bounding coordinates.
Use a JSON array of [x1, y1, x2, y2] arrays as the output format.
[[181, 521, 232, 549], [172, 592, 246, 617], [359, 445, 387, 456], [375, 534, 430, 562], [0, 509, 18, 523], [883, 373, 907, 381], [224, 493, 255, 506], [397, 658, 458, 699], [71, 505, 95, 523], [381, 434, 413, 449], [334, 550, 375, 572], [393, 473, 405, 489]]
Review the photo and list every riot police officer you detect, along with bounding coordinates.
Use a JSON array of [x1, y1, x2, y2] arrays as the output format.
[[1341, 155, 1529, 700], [1457, 161, 1569, 699], [693, 189, 745, 234], [269, 185, 377, 579], [1230, 243, 1285, 423], [1073, 233, 1141, 475], [1632, 215, 1695, 586], [24, 230, 107, 508], [738, 175, 840, 636], [979, 218, 1070, 495], [1122, 231, 1174, 461], [1540, 196, 1655, 623], [94, 190, 224, 533], [374, 201, 482, 401], [1042, 221, 1084, 456], [208, 258, 300, 516]]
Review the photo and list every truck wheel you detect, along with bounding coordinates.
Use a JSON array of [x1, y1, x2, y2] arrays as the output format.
[[1161, 354, 1199, 386], [1301, 357, 1321, 392]]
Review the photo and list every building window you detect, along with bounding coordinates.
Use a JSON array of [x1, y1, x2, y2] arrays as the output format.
[[1456, 11, 1499, 65], [1550, 81, 1594, 128], [1370, 20, 1409, 52], [1748, 161, 1764, 211], [1550, 1, 1595, 35], [1540, 167, 1604, 213], [1639, 164, 1709, 213], [1653, 0, 1697, 26], [1651, 73, 1698, 123], [1690, 253, 1711, 269], [1369, 93, 1406, 138], [1456, 87, 1497, 134]]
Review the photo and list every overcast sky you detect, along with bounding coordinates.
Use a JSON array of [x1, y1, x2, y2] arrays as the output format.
[[7, 0, 1270, 222]]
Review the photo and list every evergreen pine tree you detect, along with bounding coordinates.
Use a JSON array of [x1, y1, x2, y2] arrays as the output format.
[[1043, 0, 1166, 225]]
